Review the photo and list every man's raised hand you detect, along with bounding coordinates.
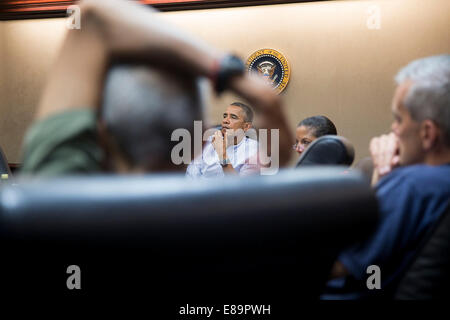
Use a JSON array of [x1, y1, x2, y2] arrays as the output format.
[[212, 130, 227, 161], [370, 132, 400, 184]]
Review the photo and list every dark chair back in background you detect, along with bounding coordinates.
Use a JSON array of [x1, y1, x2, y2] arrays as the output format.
[[296, 135, 355, 168]]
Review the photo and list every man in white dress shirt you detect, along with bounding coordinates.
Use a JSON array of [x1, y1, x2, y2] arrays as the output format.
[[186, 102, 259, 178]]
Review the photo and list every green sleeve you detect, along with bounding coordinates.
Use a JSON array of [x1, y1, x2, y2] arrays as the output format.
[[20, 109, 104, 176]]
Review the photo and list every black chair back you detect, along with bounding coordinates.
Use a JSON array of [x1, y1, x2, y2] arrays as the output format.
[[296, 135, 355, 167], [0, 168, 377, 301], [394, 205, 450, 299]]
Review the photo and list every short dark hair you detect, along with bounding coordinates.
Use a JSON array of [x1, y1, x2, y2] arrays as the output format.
[[297, 115, 337, 138], [231, 102, 254, 122]]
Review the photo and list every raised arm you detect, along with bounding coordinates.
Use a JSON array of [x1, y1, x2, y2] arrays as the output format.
[[36, 0, 221, 119], [36, 0, 292, 165]]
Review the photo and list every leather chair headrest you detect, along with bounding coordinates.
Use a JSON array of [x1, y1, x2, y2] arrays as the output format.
[[296, 135, 355, 167]]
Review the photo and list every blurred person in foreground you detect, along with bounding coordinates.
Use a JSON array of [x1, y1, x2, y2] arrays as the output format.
[[20, 0, 292, 176], [325, 54, 450, 299]]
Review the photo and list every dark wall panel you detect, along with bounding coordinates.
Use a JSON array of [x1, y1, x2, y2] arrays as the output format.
[[0, 0, 322, 20]]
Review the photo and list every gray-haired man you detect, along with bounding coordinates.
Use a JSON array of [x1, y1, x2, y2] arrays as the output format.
[[326, 54, 450, 299]]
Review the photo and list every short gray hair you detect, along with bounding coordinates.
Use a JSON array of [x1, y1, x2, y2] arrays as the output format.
[[395, 54, 450, 146], [102, 65, 205, 169]]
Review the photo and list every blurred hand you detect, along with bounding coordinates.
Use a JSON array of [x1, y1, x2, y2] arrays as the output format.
[[227, 74, 293, 167], [370, 132, 400, 179]]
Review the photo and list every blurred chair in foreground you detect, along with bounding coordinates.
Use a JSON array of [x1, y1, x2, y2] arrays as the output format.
[[0, 168, 377, 304]]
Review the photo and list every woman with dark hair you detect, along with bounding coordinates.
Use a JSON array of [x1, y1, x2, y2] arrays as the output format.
[[293, 115, 337, 155]]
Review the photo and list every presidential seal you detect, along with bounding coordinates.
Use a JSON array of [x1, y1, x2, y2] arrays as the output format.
[[246, 49, 290, 94]]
